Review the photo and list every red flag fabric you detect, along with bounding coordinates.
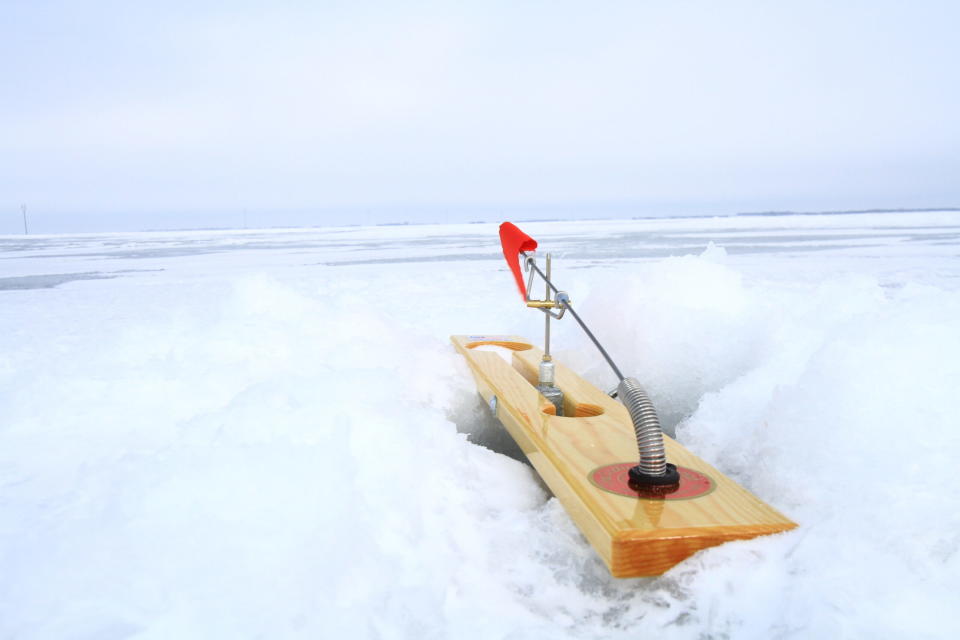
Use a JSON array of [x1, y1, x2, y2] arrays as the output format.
[[499, 222, 538, 300]]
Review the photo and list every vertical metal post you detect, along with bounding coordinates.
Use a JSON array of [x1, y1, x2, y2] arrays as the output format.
[[21, 204, 28, 235], [536, 252, 564, 415], [544, 253, 552, 359]]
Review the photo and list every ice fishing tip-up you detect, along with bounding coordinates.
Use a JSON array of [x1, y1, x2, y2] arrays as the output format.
[[497, 221, 679, 487]]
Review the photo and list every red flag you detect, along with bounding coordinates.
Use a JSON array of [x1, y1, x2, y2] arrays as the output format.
[[499, 222, 538, 300]]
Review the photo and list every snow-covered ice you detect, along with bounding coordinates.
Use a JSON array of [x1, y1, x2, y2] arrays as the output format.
[[1, 211, 959, 638]]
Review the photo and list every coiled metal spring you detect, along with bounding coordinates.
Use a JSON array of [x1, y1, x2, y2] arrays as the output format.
[[617, 377, 667, 477]]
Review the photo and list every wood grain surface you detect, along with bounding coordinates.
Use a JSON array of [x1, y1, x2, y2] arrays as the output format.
[[452, 334, 797, 577]]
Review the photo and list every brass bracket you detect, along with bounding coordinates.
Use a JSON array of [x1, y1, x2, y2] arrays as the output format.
[[526, 300, 561, 309]]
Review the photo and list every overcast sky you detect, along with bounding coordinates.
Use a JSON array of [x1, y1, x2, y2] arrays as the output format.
[[2, 0, 958, 232]]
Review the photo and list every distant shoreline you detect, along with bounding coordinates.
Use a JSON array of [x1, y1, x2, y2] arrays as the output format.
[[4, 207, 957, 237], [733, 207, 960, 218]]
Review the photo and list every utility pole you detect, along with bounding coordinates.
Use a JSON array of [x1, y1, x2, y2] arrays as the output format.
[[21, 204, 28, 235]]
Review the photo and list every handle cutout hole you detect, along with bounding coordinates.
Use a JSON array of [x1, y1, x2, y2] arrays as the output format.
[[572, 403, 604, 417], [467, 341, 533, 364], [466, 340, 533, 351], [540, 399, 605, 418]]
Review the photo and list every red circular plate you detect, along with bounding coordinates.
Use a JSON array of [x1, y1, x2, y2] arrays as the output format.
[[588, 463, 715, 500]]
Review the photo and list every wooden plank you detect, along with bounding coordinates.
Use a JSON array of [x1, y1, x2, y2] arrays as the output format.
[[452, 334, 797, 577]]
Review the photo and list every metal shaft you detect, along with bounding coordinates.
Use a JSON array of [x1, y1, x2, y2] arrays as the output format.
[[521, 251, 624, 382], [544, 254, 551, 358], [562, 303, 624, 381]]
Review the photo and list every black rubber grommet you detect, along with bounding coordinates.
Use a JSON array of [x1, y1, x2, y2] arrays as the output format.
[[628, 462, 680, 487]]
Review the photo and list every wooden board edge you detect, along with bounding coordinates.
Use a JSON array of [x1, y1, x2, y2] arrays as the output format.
[[610, 522, 799, 577]]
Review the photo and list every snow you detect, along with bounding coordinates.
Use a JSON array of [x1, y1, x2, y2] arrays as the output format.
[[1, 211, 959, 638]]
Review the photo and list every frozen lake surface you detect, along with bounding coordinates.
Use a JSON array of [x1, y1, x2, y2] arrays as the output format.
[[2, 211, 959, 638]]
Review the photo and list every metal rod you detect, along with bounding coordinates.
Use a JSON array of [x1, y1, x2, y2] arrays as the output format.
[[521, 251, 624, 382], [21, 204, 28, 235], [563, 303, 624, 382], [522, 252, 559, 295], [544, 254, 551, 358]]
